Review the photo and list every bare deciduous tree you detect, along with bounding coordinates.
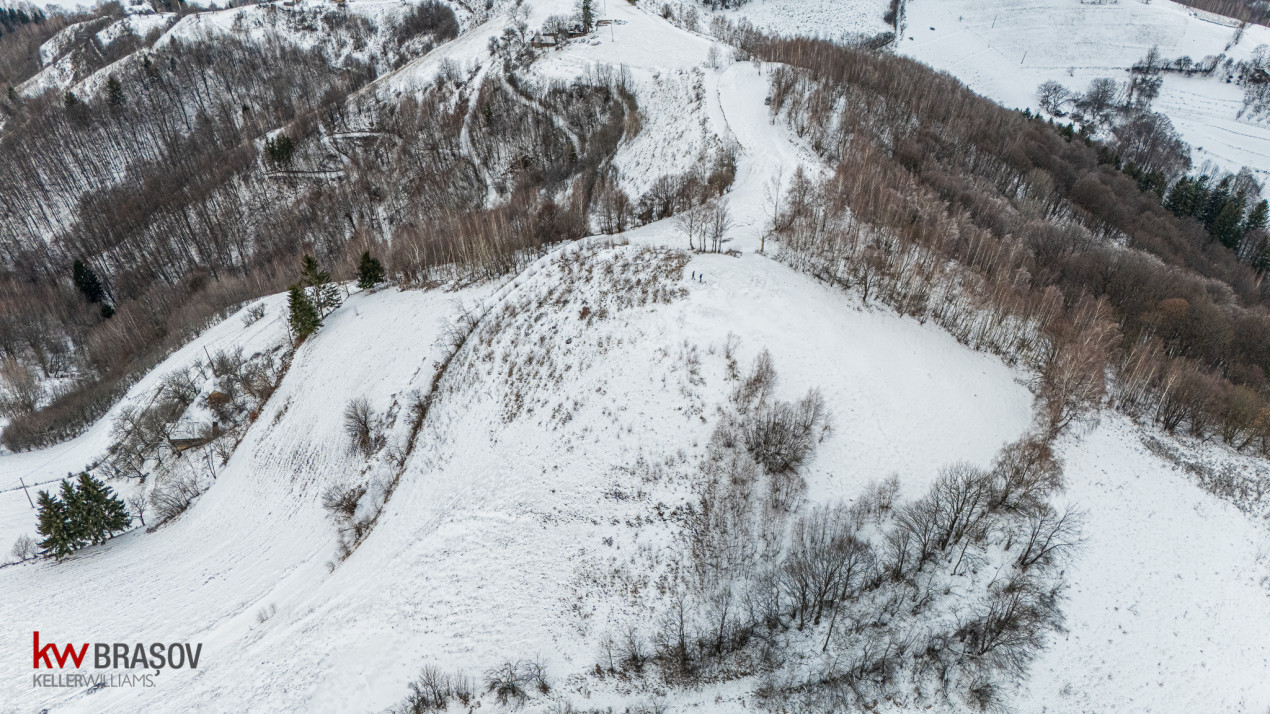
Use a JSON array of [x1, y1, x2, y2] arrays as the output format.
[[10, 534, 37, 562], [1013, 504, 1083, 572], [0, 357, 41, 417], [126, 492, 147, 527], [703, 197, 735, 253], [1036, 80, 1071, 115], [674, 204, 706, 251], [343, 397, 380, 457]]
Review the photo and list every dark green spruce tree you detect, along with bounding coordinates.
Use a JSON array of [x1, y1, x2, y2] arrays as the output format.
[[300, 254, 342, 316], [1245, 199, 1268, 237], [265, 134, 294, 166], [288, 284, 322, 342], [59, 479, 86, 547], [356, 251, 385, 289], [72, 259, 106, 304], [106, 76, 125, 107], [35, 490, 75, 560], [75, 472, 131, 545]]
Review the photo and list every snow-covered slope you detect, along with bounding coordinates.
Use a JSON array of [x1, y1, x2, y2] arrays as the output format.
[[664, 0, 892, 43], [902, 0, 1270, 180], [1027, 416, 1270, 712], [0, 227, 1034, 713]]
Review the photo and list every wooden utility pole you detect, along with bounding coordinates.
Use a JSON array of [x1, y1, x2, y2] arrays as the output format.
[[19, 477, 33, 508]]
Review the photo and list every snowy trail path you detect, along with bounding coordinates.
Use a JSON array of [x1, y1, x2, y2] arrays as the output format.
[[711, 62, 828, 252], [460, 62, 499, 207]]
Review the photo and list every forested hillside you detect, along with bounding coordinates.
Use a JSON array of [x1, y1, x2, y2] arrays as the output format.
[[1, 1, 1268, 712], [0, 0, 632, 450]]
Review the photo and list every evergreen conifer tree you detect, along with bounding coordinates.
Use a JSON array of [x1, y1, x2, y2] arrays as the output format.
[[356, 251, 385, 289], [1245, 199, 1269, 237], [319, 281, 342, 316], [300, 254, 329, 289], [106, 76, 124, 107], [1213, 198, 1246, 250], [265, 134, 294, 166], [72, 259, 106, 304], [59, 479, 86, 547], [299, 254, 342, 316], [1201, 177, 1233, 230], [35, 490, 74, 560], [1165, 175, 1206, 219], [288, 284, 322, 341], [75, 472, 130, 544]]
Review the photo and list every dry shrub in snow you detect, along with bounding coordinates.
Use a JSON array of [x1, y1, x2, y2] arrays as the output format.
[[321, 483, 366, 523], [150, 472, 202, 523], [743, 388, 826, 477], [483, 659, 545, 707], [394, 664, 476, 713], [241, 303, 266, 326], [401, 665, 452, 712]]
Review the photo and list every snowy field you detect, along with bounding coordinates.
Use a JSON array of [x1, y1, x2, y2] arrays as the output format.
[[1026, 416, 1270, 712], [0, 185, 1035, 712], [705, 0, 892, 43], [903, 0, 1270, 180], [2, 1, 1270, 712]]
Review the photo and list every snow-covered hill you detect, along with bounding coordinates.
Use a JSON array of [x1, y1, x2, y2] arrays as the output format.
[[3, 1, 1270, 712], [0, 195, 1034, 712]]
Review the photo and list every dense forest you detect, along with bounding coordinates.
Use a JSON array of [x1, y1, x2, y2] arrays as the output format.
[[1176, 0, 1270, 26]]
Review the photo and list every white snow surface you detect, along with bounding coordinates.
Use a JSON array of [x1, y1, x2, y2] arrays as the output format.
[[902, 0, 1270, 181], [95, 12, 174, 47], [684, 0, 892, 43], [1026, 416, 1270, 712]]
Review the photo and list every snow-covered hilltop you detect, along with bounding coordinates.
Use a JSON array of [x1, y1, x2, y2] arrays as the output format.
[[1, 0, 1269, 712]]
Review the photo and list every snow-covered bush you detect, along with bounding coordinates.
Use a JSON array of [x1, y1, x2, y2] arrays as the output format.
[[10, 534, 37, 562], [149, 472, 201, 523]]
